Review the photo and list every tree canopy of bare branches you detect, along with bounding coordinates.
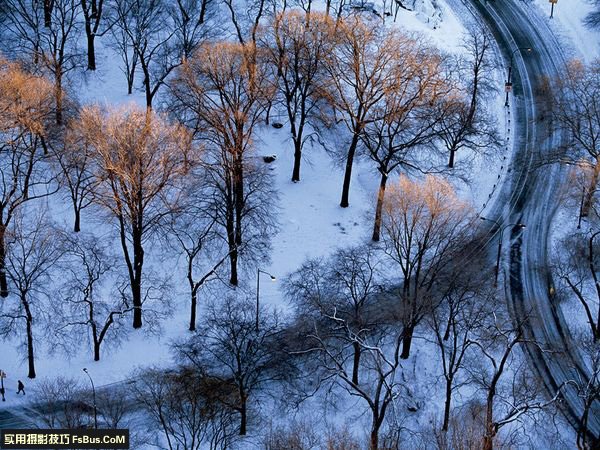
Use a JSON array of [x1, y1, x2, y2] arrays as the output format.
[[1, 213, 65, 378], [169, 42, 277, 286], [133, 367, 240, 450], [173, 296, 292, 436], [380, 175, 474, 359], [322, 16, 408, 208], [264, 10, 333, 182], [110, 0, 215, 107], [56, 235, 132, 361], [553, 59, 600, 217], [0, 58, 56, 298], [434, 27, 499, 169], [82, 104, 192, 329], [360, 33, 449, 241], [3, 0, 84, 123]]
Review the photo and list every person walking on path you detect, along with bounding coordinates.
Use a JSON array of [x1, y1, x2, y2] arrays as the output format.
[[16, 380, 25, 395], [0, 370, 5, 401]]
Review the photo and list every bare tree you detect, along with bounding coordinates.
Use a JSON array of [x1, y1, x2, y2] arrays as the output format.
[[111, 0, 177, 108], [80, 0, 113, 70], [434, 27, 499, 169], [224, 0, 266, 45], [322, 16, 404, 208], [105, 0, 137, 95], [169, 42, 276, 286], [288, 293, 408, 450], [111, 0, 213, 108], [4, 0, 83, 123], [552, 59, 600, 217], [361, 34, 448, 241], [133, 367, 239, 450], [380, 175, 474, 359], [168, 0, 217, 61], [173, 296, 292, 436], [284, 244, 384, 385], [0, 213, 65, 379], [82, 105, 192, 329], [264, 10, 333, 182], [0, 58, 56, 297], [468, 315, 564, 450], [428, 253, 494, 432], [166, 191, 231, 331], [55, 235, 132, 361], [51, 116, 98, 233], [554, 231, 600, 341], [32, 377, 92, 428]]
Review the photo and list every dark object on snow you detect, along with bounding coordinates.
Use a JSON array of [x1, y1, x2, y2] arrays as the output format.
[[263, 155, 277, 163], [272, 122, 283, 129], [0, 387, 5, 401], [17, 380, 25, 395]]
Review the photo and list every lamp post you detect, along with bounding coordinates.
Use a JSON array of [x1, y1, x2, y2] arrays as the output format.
[[550, 0, 558, 18], [256, 269, 276, 332], [505, 47, 533, 107], [481, 217, 526, 288], [82, 368, 98, 429]]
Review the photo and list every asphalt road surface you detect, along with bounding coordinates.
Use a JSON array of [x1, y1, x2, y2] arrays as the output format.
[[469, 0, 600, 441]]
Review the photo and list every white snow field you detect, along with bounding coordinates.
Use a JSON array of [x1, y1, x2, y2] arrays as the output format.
[[0, 0, 521, 445]]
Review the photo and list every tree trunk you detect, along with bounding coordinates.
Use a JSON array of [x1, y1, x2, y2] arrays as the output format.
[[370, 427, 379, 450], [340, 133, 360, 208], [229, 247, 238, 286], [27, 318, 36, 379], [23, 297, 36, 378], [239, 394, 247, 435], [140, 60, 152, 109], [44, 0, 53, 27], [131, 232, 144, 329], [448, 147, 456, 168], [199, 0, 207, 23], [86, 33, 96, 71], [234, 153, 244, 247], [94, 342, 100, 361], [400, 324, 414, 359], [442, 378, 452, 431], [127, 66, 135, 95], [578, 399, 593, 450], [55, 71, 63, 125], [74, 209, 81, 233], [292, 138, 302, 182], [189, 291, 197, 331], [482, 394, 495, 450], [0, 228, 8, 297], [582, 156, 600, 217], [226, 207, 238, 286], [352, 341, 361, 385], [372, 172, 388, 241]]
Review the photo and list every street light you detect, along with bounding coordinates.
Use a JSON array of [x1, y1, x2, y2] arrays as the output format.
[[82, 368, 98, 429], [505, 47, 533, 107], [550, 0, 558, 18], [481, 217, 526, 287], [256, 269, 276, 332]]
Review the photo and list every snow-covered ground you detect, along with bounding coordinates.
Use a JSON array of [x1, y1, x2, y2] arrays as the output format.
[[542, 0, 600, 343], [532, 0, 600, 60], [0, 0, 514, 442]]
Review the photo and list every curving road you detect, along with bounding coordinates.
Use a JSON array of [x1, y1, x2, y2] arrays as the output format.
[[468, 0, 600, 440], [2, 0, 599, 440]]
